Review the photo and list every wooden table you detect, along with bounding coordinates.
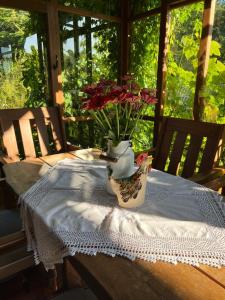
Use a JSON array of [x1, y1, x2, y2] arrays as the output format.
[[3, 152, 225, 300]]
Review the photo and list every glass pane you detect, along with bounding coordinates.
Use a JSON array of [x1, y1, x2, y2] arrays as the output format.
[[164, 2, 204, 119], [203, 0, 225, 123], [0, 8, 49, 109], [58, 0, 120, 17], [59, 12, 120, 116], [130, 15, 160, 117], [130, 0, 161, 16], [59, 12, 120, 147]]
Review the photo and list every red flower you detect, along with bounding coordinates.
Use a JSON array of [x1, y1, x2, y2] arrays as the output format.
[[82, 95, 111, 110], [140, 88, 157, 104], [82, 84, 103, 96]]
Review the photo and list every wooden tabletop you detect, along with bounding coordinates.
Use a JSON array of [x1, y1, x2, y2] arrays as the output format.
[[4, 152, 225, 300]]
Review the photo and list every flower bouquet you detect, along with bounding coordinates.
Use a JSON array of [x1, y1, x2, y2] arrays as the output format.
[[81, 75, 157, 195], [81, 75, 157, 146]]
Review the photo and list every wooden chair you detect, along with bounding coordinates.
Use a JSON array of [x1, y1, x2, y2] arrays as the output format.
[[152, 117, 225, 190], [0, 107, 66, 163], [0, 107, 67, 281]]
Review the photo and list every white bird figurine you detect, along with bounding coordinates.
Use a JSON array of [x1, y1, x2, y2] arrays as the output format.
[[109, 156, 153, 208]]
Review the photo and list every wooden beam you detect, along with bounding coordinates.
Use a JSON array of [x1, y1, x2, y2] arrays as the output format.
[[193, 0, 216, 121], [169, 0, 203, 10], [47, 0, 64, 108], [153, 3, 170, 147], [57, 3, 121, 24], [130, 0, 202, 22], [47, 0, 67, 150], [0, 0, 47, 12], [120, 0, 130, 78], [130, 7, 161, 22]]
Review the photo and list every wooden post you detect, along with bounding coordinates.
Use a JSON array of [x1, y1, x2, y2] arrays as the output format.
[[47, 0, 67, 150], [120, 0, 130, 79], [153, 3, 170, 147], [47, 0, 64, 108], [193, 0, 216, 121]]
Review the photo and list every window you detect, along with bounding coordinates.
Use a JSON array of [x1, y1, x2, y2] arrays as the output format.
[[0, 8, 49, 109], [164, 2, 204, 119]]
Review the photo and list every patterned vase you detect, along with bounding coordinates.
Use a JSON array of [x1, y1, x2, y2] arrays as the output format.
[[106, 140, 134, 194]]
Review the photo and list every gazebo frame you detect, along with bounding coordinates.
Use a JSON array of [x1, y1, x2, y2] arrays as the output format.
[[0, 0, 217, 146]]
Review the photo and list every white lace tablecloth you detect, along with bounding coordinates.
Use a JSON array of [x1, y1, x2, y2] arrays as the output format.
[[19, 159, 225, 269]]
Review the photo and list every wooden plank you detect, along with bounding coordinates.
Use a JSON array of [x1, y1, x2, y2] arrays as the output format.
[[0, 120, 19, 162], [69, 255, 160, 300], [49, 110, 64, 152], [199, 136, 222, 173], [167, 132, 187, 175], [70, 255, 225, 300], [182, 135, 203, 178], [195, 266, 225, 289], [169, 0, 202, 9], [0, 107, 57, 120], [19, 119, 36, 159], [0, 0, 47, 13], [47, 0, 64, 107], [130, 7, 161, 22], [193, 0, 216, 121], [35, 117, 50, 157], [153, 130, 175, 171], [162, 117, 224, 138], [153, 3, 170, 147], [57, 3, 121, 24]]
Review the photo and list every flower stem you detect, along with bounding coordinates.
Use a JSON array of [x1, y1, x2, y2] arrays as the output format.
[[129, 107, 143, 139], [115, 104, 120, 140], [101, 110, 112, 130], [91, 111, 105, 130]]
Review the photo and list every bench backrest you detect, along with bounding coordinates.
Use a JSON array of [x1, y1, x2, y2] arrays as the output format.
[[0, 107, 65, 161], [153, 117, 225, 178]]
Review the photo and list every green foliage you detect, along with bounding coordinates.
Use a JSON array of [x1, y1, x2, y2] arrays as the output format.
[[165, 2, 204, 119], [0, 58, 27, 109], [0, 8, 49, 109], [22, 47, 48, 107]]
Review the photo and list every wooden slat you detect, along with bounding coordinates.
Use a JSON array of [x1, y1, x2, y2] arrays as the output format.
[[35, 117, 50, 157], [153, 130, 175, 171], [199, 136, 222, 173], [167, 132, 187, 175], [163, 117, 223, 138], [19, 119, 36, 158], [0, 107, 56, 120], [182, 135, 203, 178], [49, 110, 64, 152], [0, 120, 19, 162]]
